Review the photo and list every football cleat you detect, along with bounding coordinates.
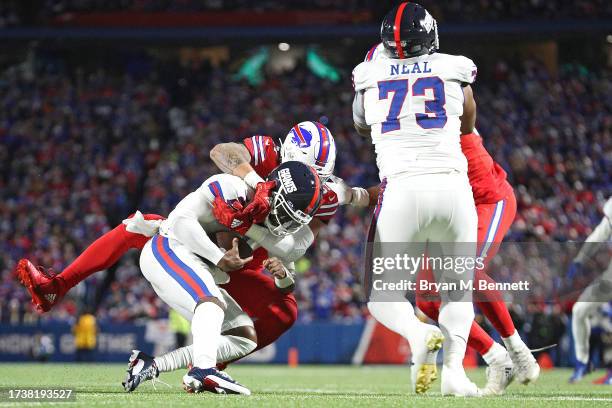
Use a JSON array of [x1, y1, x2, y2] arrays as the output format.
[[509, 346, 540, 384], [411, 328, 444, 394], [16, 259, 63, 313], [569, 361, 589, 384], [441, 366, 482, 397], [182, 367, 251, 395], [592, 369, 612, 385], [123, 350, 160, 392], [482, 351, 514, 396]]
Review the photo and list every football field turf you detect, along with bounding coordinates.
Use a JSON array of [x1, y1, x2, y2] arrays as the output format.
[[0, 364, 610, 407]]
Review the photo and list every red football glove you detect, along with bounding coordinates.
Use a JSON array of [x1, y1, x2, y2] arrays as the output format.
[[243, 180, 276, 224], [212, 196, 253, 236]]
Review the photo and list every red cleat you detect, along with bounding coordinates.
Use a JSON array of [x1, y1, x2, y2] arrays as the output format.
[[16, 259, 64, 313]]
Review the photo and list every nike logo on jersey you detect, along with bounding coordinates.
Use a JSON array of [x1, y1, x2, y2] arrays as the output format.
[[230, 219, 243, 229]]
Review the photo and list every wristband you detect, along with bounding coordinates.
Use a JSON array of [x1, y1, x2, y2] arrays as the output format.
[[274, 271, 295, 289], [244, 171, 265, 190]]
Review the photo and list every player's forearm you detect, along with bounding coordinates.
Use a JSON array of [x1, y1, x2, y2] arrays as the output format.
[[210, 143, 254, 178], [460, 85, 476, 135], [574, 217, 611, 263], [172, 216, 225, 266], [245, 224, 314, 262]]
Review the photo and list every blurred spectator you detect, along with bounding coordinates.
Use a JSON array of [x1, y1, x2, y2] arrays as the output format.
[[73, 311, 97, 362]]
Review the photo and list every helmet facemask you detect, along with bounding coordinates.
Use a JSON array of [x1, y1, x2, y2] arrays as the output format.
[[264, 187, 313, 237]]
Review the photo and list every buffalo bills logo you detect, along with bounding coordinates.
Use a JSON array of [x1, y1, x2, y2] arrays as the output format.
[[291, 125, 313, 148]]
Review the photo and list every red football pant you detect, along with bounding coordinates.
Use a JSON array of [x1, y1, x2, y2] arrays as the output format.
[[221, 268, 298, 353], [58, 213, 165, 292], [417, 192, 517, 356]]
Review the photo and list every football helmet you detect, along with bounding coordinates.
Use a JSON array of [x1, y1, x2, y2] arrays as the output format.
[[380, 2, 439, 59], [264, 161, 323, 236], [280, 121, 336, 181]]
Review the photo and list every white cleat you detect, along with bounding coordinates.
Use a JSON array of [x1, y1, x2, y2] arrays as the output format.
[[441, 366, 482, 397], [482, 351, 514, 396], [509, 346, 540, 385], [411, 328, 444, 394]]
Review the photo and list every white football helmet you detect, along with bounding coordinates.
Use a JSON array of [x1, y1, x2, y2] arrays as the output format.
[[280, 121, 337, 181]]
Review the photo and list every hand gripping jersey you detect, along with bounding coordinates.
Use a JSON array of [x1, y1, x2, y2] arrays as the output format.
[[352, 52, 477, 179], [242, 135, 339, 222], [460, 132, 513, 205]]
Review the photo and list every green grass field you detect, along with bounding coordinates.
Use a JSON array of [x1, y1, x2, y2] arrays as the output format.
[[0, 364, 610, 407]]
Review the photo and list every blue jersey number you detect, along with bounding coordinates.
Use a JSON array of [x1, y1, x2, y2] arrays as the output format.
[[377, 80, 408, 133], [378, 76, 447, 132]]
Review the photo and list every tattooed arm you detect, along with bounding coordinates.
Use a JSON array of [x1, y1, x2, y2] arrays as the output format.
[[209, 143, 254, 178]]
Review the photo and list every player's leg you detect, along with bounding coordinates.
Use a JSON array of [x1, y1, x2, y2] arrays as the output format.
[[17, 212, 164, 312], [569, 263, 611, 383], [365, 178, 443, 394], [416, 276, 513, 395], [474, 195, 539, 384], [138, 235, 249, 395], [426, 172, 479, 397], [222, 268, 298, 353]]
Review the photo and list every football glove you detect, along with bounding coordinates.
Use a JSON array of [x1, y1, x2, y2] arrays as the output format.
[[243, 180, 276, 224], [212, 196, 253, 236]]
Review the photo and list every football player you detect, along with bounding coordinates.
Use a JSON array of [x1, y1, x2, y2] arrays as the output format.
[[131, 161, 322, 394], [567, 196, 612, 383], [352, 2, 480, 396]]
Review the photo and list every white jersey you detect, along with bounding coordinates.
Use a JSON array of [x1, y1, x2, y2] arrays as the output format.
[[159, 174, 252, 270], [574, 196, 612, 263], [352, 52, 477, 179]]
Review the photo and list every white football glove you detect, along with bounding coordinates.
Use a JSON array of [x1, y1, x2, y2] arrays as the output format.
[[327, 175, 370, 207]]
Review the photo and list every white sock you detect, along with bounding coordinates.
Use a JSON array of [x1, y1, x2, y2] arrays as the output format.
[[482, 342, 507, 366], [191, 302, 224, 368], [155, 346, 193, 373], [502, 330, 529, 354], [438, 302, 474, 369], [367, 301, 435, 347], [217, 335, 257, 363]]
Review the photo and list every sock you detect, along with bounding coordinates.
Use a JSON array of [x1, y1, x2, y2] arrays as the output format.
[[217, 335, 257, 363], [155, 346, 193, 373], [467, 320, 495, 356], [481, 341, 507, 366], [191, 302, 224, 368], [474, 270, 516, 337], [502, 330, 529, 354], [367, 301, 435, 347], [58, 214, 163, 291], [438, 302, 474, 369]]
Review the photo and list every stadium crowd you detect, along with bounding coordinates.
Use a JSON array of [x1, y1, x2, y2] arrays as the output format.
[[0, 49, 610, 348]]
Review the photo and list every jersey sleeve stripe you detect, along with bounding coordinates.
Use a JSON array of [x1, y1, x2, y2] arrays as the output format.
[[257, 136, 266, 161], [364, 44, 378, 61], [251, 136, 260, 165], [316, 211, 337, 217], [208, 181, 225, 200], [319, 203, 339, 209]]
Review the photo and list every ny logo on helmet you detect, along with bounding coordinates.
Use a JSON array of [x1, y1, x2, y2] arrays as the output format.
[[421, 11, 435, 33]]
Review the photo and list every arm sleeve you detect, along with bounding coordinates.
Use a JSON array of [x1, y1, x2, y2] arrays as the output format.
[[245, 224, 314, 262], [574, 216, 612, 263]]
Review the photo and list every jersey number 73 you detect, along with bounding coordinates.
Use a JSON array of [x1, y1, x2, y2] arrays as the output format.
[[378, 77, 447, 133]]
